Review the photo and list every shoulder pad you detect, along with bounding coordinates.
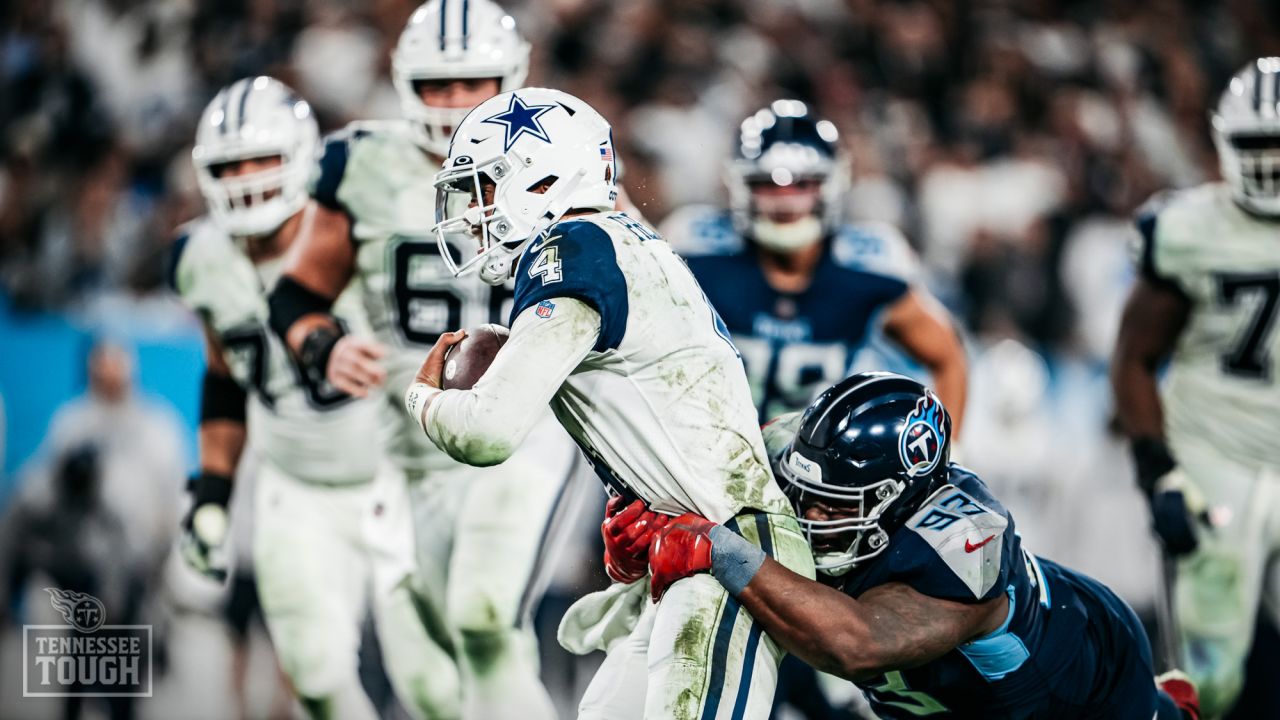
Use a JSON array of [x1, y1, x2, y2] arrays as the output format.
[[310, 124, 375, 212], [167, 217, 229, 296], [512, 217, 629, 351], [904, 484, 1009, 599], [829, 222, 919, 282], [659, 205, 743, 257], [762, 412, 803, 472], [1129, 186, 1208, 287]]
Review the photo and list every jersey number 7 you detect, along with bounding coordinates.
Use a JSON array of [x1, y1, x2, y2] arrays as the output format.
[[1215, 271, 1279, 381]]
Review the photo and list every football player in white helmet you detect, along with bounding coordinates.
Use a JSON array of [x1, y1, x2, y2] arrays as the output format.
[[1113, 57, 1280, 718], [175, 76, 456, 720], [267, 3, 575, 719], [405, 87, 816, 720]]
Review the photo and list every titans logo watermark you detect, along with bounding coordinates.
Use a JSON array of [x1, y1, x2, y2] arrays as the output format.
[[23, 588, 152, 697]]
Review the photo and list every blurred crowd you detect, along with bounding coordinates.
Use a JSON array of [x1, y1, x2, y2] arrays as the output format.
[[4, 0, 1280, 350], [5, 0, 1280, 717]]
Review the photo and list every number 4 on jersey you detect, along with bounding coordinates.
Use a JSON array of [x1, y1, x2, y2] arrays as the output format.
[[529, 245, 563, 285]]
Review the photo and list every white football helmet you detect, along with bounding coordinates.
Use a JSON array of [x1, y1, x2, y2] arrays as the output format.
[[1212, 57, 1280, 216], [393, 0, 530, 155], [192, 76, 319, 238], [432, 88, 617, 285]]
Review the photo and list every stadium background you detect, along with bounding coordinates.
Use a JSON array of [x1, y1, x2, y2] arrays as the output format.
[[1, 0, 1278, 717]]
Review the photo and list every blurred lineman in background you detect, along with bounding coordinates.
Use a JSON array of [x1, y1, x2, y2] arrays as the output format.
[[267, 2, 576, 718], [173, 77, 450, 719], [1113, 57, 1280, 718], [662, 101, 967, 428]]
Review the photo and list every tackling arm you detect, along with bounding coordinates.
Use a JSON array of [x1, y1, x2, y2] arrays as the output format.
[[409, 297, 601, 466], [649, 516, 1006, 682], [882, 288, 968, 435], [737, 558, 1006, 682]]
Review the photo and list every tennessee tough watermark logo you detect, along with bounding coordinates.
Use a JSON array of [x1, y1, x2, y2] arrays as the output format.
[[23, 588, 152, 697]]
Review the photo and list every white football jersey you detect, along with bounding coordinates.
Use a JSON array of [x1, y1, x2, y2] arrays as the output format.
[[1138, 182, 1280, 468], [426, 212, 793, 522], [171, 217, 382, 484], [310, 120, 515, 476]]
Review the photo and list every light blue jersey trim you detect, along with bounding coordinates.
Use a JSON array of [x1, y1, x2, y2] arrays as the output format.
[[958, 586, 1029, 681]]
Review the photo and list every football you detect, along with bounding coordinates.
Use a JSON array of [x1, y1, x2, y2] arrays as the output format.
[[441, 324, 510, 391]]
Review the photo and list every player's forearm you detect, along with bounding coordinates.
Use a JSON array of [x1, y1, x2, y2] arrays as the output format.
[[735, 560, 975, 681], [197, 351, 248, 477], [884, 290, 968, 434], [424, 299, 599, 465], [1110, 357, 1165, 440], [926, 345, 967, 437], [1110, 279, 1191, 442], [199, 420, 246, 478]]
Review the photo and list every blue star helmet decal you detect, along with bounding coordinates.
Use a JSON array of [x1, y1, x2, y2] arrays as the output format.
[[482, 94, 558, 153]]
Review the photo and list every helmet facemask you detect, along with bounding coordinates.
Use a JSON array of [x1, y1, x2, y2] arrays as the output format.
[[433, 153, 586, 285], [195, 154, 303, 238], [397, 77, 503, 156], [778, 447, 905, 576], [743, 176, 828, 252], [1215, 131, 1280, 215]]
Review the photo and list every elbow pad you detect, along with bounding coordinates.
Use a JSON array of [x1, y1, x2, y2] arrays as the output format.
[[267, 276, 336, 342], [200, 372, 247, 424]]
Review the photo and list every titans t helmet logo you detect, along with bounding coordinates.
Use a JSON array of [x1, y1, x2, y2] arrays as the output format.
[[898, 394, 946, 477]]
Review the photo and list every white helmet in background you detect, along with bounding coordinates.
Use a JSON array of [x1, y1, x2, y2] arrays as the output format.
[[192, 76, 319, 238], [1212, 57, 1280, 216], [393, 0, 530, 155], [433, 88, 617, 285]]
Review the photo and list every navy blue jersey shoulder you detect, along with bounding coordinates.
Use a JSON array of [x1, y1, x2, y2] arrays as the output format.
[[312, 128, 368, 213], [840, 468, 1016, 605], [840, 466, 1166, 718], [166, 231, 192, 292], [510, 219, 629, 352], [684, 231, 907, 349]]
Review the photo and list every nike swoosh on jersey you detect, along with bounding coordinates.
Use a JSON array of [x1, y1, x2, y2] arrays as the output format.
[[964, 534, 996, 553]]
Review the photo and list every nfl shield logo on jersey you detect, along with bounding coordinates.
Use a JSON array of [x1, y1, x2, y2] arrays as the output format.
[[536, 300, 556, 318], [899, 394, 946, 477]]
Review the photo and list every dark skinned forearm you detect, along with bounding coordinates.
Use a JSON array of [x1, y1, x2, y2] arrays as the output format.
[[1111, 279, 1192, 441], [734, 558, 1005, 682]]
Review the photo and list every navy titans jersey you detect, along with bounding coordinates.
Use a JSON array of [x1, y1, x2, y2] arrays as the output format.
[[663, 206, 918, 423], [842, 467, 1165, 719]]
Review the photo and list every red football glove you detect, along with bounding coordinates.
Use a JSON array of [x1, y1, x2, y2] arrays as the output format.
[[602, 496, 670, 584], [648, 513, 717, 602]]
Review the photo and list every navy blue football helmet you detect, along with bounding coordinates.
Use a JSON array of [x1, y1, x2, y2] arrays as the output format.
[[776, 372, 953, 575], [725, 99, 846, 252]]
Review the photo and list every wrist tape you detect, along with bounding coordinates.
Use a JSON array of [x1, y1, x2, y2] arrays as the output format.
[[710, 524, 766, 596]]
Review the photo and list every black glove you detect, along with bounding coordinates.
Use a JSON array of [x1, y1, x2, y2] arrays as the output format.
[[180, 472, 233, 581], [1130, 438, 1202, 556]]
